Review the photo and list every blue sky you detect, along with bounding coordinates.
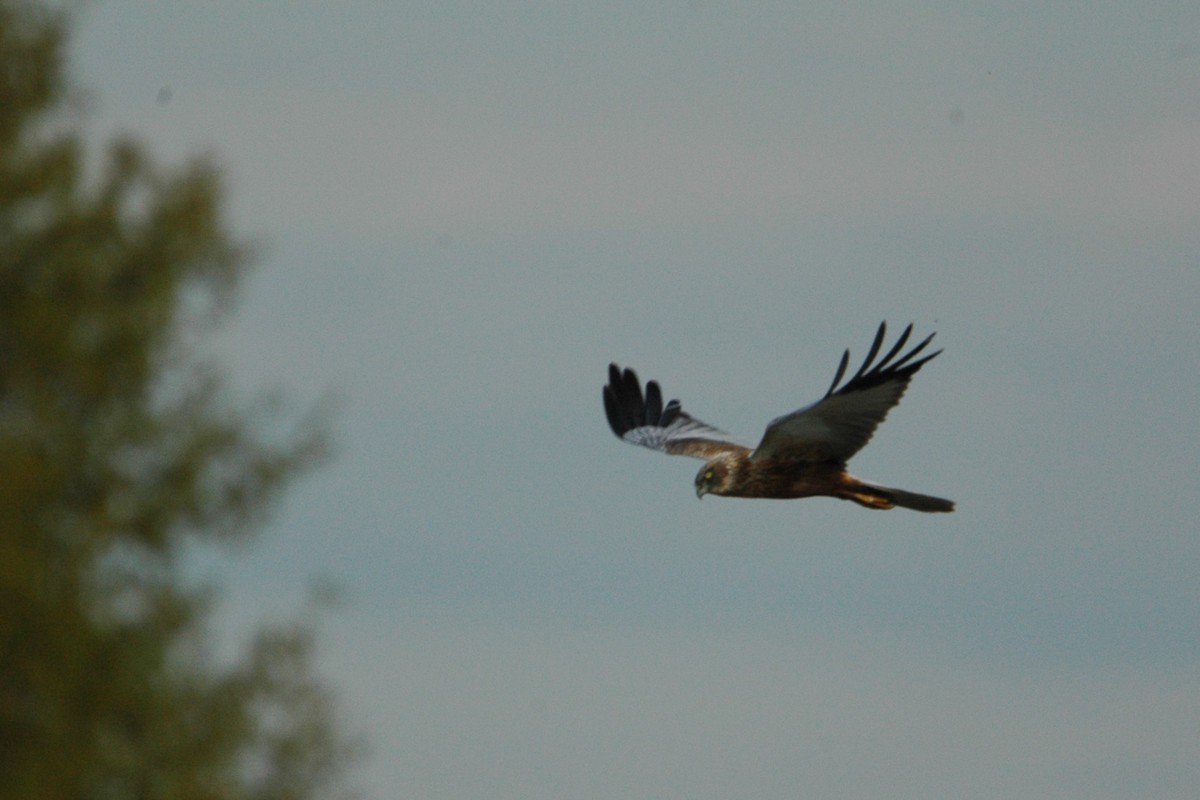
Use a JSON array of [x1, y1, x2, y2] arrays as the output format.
[[74, 3, 1199, 798]]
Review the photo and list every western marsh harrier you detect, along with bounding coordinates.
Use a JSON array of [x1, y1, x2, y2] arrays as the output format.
[[603, 322, 954, 512]]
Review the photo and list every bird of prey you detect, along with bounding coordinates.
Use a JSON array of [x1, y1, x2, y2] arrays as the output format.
[[603, 322, 954, 512]]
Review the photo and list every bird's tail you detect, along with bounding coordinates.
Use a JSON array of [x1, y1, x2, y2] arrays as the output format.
[[840, 478, 955, 513]]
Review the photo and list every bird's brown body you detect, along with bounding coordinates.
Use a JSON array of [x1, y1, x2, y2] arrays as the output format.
[[693, 450, 838, 499], [604, 322, 954, 513], [693, 451, 952, 511]]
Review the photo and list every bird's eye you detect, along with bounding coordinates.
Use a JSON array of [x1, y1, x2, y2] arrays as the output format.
[[703, 470, 714, 481]]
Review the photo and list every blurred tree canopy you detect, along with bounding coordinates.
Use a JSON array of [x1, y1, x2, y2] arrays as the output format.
[[0, 3, 354, 798]]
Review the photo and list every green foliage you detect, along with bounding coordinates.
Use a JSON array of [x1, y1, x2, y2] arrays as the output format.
[[0, 3, 354, 798]]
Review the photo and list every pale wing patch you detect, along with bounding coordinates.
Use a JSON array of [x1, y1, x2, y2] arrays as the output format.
[[604, 366, 752, 461]]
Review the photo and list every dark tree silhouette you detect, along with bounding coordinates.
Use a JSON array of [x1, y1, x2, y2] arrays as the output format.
[[0, 3, 355, 798]]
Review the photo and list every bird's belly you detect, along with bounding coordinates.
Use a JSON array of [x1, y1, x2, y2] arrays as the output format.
[[728, 461, 845, 499]]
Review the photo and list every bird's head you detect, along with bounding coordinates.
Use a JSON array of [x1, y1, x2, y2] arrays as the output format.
[[694, 457, 733, 499]]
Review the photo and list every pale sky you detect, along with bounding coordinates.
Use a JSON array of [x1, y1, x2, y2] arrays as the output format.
[[74, 3, 1199, 798]]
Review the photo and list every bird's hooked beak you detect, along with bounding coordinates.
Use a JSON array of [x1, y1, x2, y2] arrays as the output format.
[[695, 483, 708, 499]]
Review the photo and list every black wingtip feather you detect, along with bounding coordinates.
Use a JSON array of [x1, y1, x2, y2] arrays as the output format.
[[826, 323, 942, 397], [825, 350, 850, 398], [646, 380, 665, 424], [603, 387, 620, 436], [619, 368, 643, 425], [607, 363, 622, 394], [876, 323, 913, 368], [889, 331, 936, 370], [659, 399, 682, 427], [848, 321, 888, 384], [604, 363, 685, 437]]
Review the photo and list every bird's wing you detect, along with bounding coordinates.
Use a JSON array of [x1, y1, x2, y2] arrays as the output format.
[[750, 322, 941, 464], [603, 364, 753, 461]]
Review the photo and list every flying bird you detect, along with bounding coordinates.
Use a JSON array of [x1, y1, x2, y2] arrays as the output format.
[[603, 322, 954, 512]]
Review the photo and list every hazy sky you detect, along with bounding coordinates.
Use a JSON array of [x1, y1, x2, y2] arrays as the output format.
[[74, 3, 1199, 798]]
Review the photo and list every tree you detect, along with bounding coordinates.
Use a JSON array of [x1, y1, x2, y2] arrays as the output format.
[[0, 3, 354, 798]]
